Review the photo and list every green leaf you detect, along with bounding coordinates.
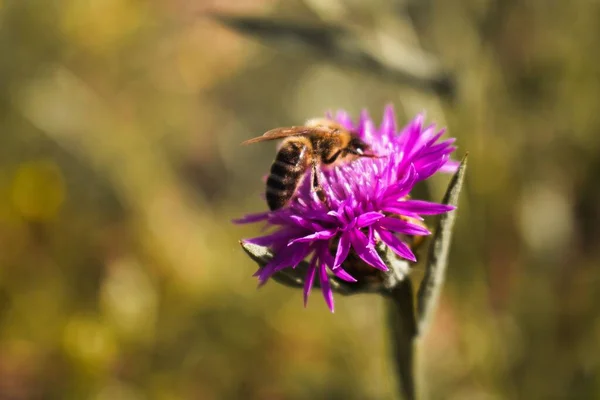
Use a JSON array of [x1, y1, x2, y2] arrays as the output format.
[[416, 154, 468, 336]]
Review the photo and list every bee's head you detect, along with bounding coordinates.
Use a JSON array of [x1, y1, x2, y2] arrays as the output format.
[[347, 135, 375, 157]]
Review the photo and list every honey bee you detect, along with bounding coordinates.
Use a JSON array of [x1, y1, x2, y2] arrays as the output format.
[[242, 119, 377, 210]]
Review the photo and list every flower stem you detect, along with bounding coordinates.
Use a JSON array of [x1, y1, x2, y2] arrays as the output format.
[[386, 280, 417, 400]]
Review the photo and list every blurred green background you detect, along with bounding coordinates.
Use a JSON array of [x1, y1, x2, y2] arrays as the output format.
[[1, 0, 599, 399]]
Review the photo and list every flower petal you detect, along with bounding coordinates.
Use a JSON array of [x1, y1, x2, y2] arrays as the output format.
[[232, 211, 270, 224], [382, 184, 413, 203], [440, 159, 460, 173], [382, 164, 418, 201], [289, 215, 322, 230], [303, 255, 318, 307], [380, 104, 397, 138], [377, 228, 416, 262], [244, 229, 300, 247], [319, 261, 334, 312], [380, 207, 423, 220], [349, 229, 388, 271], [415, 157, 447, 181], [416, 148, 453, 169], [378, 217, 431, 236], [424, 128, 446, 147], [389, 200, 455, 215], [288, 229, 338, 245], [400, 113, 423, 157], [335, 110, 354, 129], [358, 109, 371, 134], [333, 232, 351, 269], [332, 267, 357, 282], [356, 211, 385, 228], [257, 242, 311, 283], [297, 207, 338, 222]]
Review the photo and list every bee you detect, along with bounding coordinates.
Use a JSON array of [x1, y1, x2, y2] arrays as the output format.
[[242, 119, 377, 210]]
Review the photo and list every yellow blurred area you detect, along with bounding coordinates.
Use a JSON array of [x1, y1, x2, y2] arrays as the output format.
[[60, 0, 146, 54], [10, 160, 65, 221], [63, 315, 118, 374], [176, 23, 249, 92], [1, 0, 600, 399]]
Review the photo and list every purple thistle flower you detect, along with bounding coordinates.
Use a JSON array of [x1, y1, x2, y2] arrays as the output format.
[[235, 105, 459, 312]]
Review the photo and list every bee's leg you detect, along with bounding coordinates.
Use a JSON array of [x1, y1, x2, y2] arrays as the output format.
[[310, 161, 329, 205], [309, 161, 320, 192]]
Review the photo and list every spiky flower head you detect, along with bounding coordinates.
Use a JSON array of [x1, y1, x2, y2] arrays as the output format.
[[235, 105, 459, 311]]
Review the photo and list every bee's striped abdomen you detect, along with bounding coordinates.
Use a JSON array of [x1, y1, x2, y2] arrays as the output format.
[[266, 139, 310, 210]]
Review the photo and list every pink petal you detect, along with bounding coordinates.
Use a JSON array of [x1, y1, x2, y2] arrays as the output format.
[[380, 207, 423, 220], [383, 165, 417, 201], [288, 229, 338, 245], [378, 217, 431, 236], [358, 109, 371, 133], [440, 159, 460, 173], [335, 110, 354, 129], [421, 138, 456, 156], [356, 212, 385, 228], [244, 229, 299, 247], [232, 211, 270, 224], [415, 158, 447, 181], [289, 215, 320, 230], [362, 119, 376, 145], [333, 232, 351, 269], [377, 228, 416, 262], [332, 267, 357, 282], [390, 200, 455, 215], [319, 261, 334, 312], [424, 128, 446, 147], [349, 229, 388, 271], [383, 183, 413, 203], [303, 255, 318, 307], [257, 242, 311, 283], [380, 104, 397, 137], [318, 243, 335, 266], [401, 114, 423, 156]]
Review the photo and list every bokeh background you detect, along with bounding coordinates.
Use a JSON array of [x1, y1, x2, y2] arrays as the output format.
[[1, 0, 599, 399]]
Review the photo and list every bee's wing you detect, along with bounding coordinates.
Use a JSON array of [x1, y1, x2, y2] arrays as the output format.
[[241, 126, 329, 145]]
